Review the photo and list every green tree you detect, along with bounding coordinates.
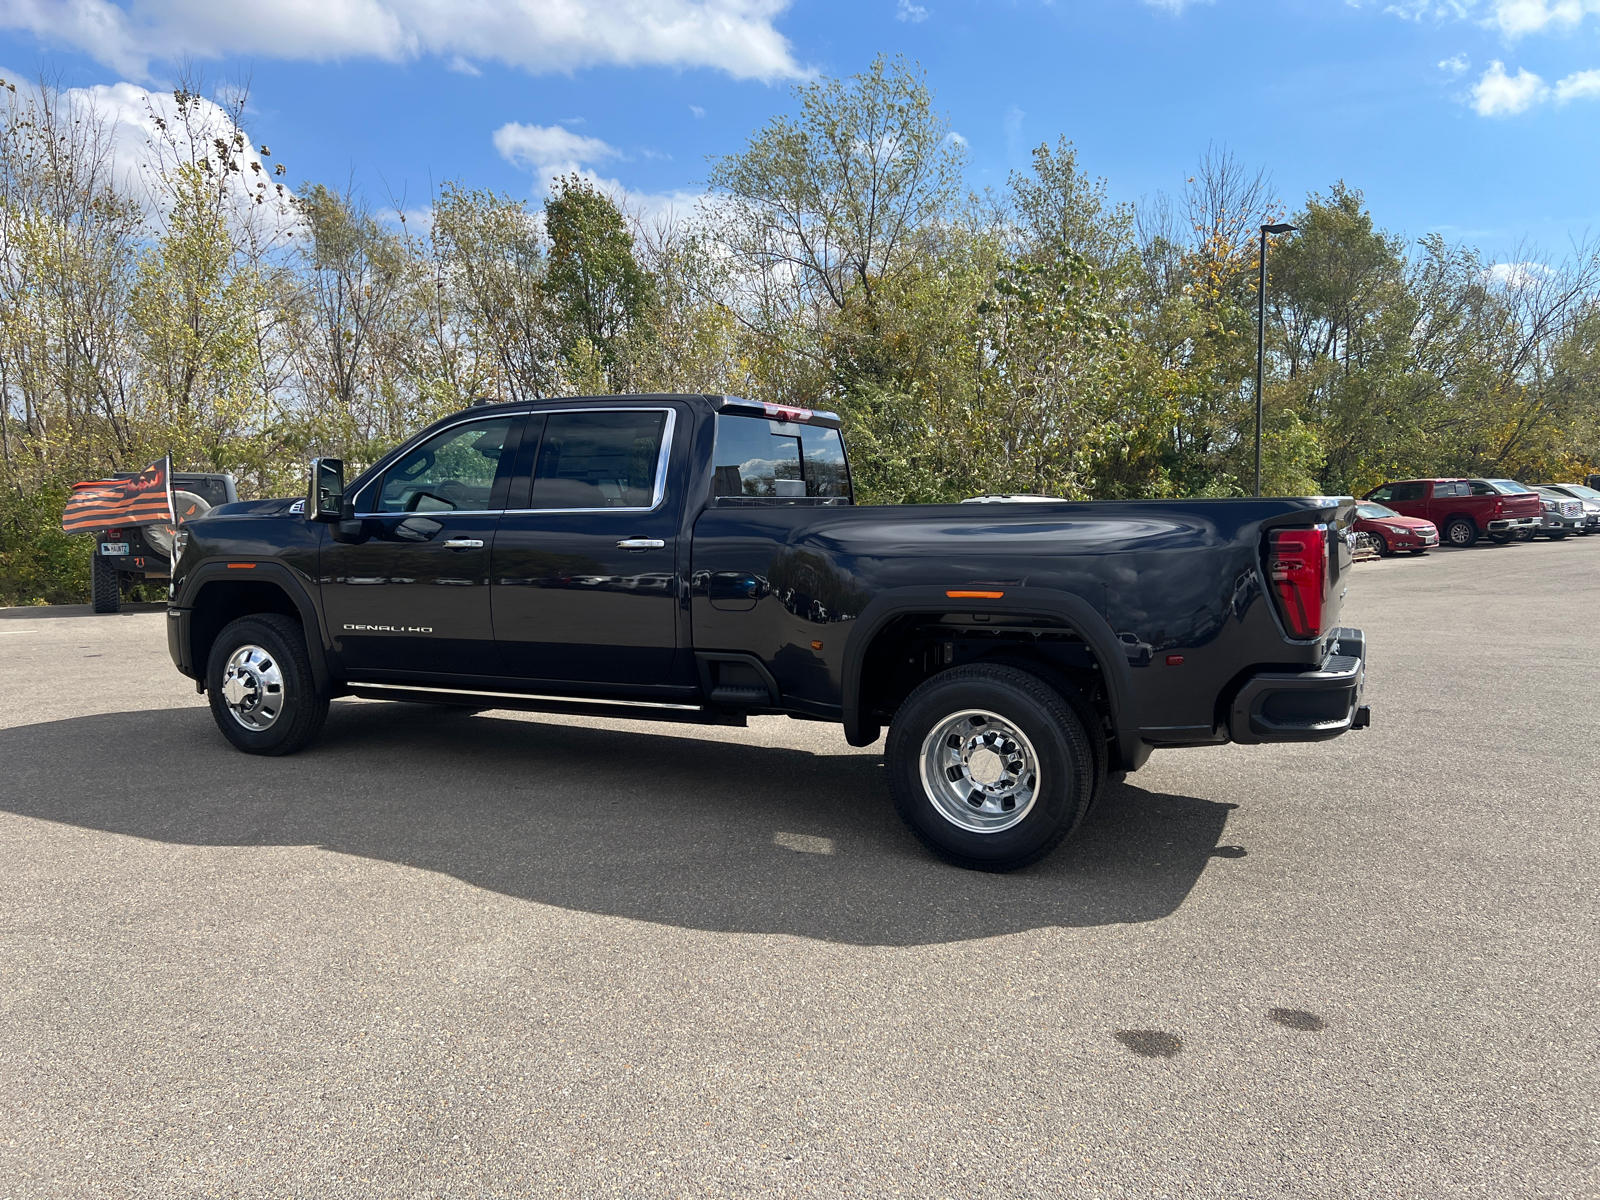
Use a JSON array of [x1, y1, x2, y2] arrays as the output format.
[[544, 175, 655, 387]]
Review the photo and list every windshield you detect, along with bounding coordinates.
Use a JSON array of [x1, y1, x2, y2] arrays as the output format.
[[1559, 484, 1600, 500], [1484, 479, 1532, 494], [1357, 503, 1399, 519]]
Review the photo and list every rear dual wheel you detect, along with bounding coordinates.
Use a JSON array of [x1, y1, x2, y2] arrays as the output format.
[[887, 664, 1096, 873]]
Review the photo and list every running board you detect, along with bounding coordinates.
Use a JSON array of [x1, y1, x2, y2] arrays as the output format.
[[344, 682, 748, 727]]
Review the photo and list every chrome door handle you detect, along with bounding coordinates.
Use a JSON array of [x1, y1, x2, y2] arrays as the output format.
[[616, 538, 665, 549], [442, 538, 483, 549]]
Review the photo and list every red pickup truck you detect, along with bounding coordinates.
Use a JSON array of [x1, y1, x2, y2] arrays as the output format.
[[1362, 478, 1542, 547]]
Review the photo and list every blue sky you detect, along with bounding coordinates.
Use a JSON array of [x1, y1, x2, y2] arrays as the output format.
[[1, 0, 1597, 262]]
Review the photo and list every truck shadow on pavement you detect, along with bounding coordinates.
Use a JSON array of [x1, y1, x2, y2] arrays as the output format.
[[0, 701, 1240, 947]]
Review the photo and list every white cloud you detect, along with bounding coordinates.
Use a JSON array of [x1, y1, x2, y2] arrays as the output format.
[[491, 120, 699, 221], [1439, 53, 1470, 74], [1465, 60, 1600, 114], [0, 73, 296, 225], [1471, 60, 1548, 114], [1142, 0, 1214, 11], [896, 0, 928, 21], [0, 0, 803, 82], [1485, 261, 1554, 288], [493, 123, 622, 182], [1555, 67, 1600, 100], [689, 104, 706, 117], [1489, 0, 1600, 36]]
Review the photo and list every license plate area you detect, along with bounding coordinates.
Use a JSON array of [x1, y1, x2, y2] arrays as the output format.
[[100, 543, 130, 556]]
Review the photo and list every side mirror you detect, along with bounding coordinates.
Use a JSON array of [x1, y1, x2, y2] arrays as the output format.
[[308, 458, 344, 523]]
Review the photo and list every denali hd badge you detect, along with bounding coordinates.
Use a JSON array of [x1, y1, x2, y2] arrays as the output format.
[[344, 624, 434, 633]]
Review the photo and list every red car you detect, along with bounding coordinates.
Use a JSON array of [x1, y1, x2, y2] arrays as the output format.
[[1354, 501, 1438, 555], [1362, 478, 1542, 547]]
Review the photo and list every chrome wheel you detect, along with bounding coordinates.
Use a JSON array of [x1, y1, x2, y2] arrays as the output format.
[[919, 709, 1041, 834], [220, 644, 285, 731]]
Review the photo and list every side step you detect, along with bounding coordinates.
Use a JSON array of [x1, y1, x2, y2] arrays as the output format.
[[345, 682, 748, 727]]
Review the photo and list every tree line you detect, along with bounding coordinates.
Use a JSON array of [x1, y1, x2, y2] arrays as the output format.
[[2, 57, 1596, 604]]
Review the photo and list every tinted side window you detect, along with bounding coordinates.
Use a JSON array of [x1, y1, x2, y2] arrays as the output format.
[[1436, 481, 1468, 497], [1367, 486, 1393, 502], [1389, 482, 1426, 501], [711, 415, 852, 500], [1469, 481, 1497, 496], [378, 417, 515, 513], [530, 411, 668, 509]]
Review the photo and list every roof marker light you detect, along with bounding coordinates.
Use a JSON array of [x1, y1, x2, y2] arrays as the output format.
[[946, 590, 1004, 599]]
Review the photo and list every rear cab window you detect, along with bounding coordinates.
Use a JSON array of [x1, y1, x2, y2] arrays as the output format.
[[711, 414, 852, 504]]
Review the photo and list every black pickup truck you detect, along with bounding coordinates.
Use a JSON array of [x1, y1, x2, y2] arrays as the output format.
[[166, 394, 1369, 871]]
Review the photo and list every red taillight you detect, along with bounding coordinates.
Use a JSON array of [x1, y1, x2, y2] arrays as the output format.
[[106, 528, 123, 540], [1267, 527, 1327, 640]]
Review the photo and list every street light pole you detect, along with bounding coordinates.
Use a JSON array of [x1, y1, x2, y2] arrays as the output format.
[[1255, 222, 1296, 497]]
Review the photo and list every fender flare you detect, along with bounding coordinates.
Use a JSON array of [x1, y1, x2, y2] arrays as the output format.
[[839, 584, 1143, 768], [181, 559, 333, 694]]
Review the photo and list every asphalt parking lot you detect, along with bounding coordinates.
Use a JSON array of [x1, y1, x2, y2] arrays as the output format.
[[1, 537, 1596, 1199]]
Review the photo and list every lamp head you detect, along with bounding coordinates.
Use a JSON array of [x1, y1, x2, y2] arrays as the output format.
[[1262, 223, 1297, 235]]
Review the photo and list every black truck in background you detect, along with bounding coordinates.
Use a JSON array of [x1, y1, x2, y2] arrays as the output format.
[[165, 394, 1369, 871], [90, 473, 238, 613]]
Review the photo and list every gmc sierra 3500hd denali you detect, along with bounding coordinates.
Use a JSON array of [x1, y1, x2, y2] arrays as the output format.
[[166, 393, 1370, 871]]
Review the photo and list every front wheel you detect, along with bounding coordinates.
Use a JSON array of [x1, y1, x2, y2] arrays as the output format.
[[886, 664, 1095, 872], [206, 614, 329, 756], [1548, 530, 1568, 540]]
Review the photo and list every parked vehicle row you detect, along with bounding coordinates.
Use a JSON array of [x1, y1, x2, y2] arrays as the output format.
[[1359, 477, 1599, 551]]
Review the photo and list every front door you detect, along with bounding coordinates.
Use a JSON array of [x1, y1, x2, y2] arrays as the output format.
[[321, 414, 521, 676], [492, 407, 682, 684]]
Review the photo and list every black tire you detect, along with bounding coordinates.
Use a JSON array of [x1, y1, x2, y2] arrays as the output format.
[[886, 664, 1095, 873], [1445, 518, 1477, 548], [1372, 533, 1391, 556], [1487, 532, 1511, 544], [91, 552, 121, 614], [206, 614, 329, 756], [1549, 530, 1568, 540], [1514, 528, 1535, 542]]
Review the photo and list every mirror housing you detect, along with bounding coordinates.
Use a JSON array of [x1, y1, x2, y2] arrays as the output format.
[[308, 458, 345, 523]]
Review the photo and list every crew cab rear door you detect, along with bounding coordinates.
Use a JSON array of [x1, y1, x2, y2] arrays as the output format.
[[1375, 480, 1427, 518], [320, 413, 523, 676], [490, 404, 685, 685]]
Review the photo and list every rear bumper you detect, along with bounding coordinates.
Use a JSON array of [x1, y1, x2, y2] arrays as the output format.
[[1228, 627, 1369, 745], [1488, 517, 1540, 532]]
